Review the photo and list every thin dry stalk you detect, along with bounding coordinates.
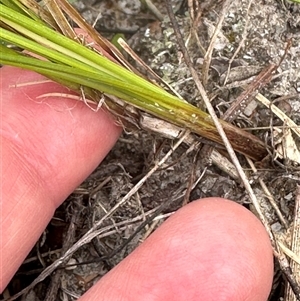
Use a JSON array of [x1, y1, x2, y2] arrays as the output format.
[[256, 93, 300, 139], [6, 207, 163, 300], [144, 0, 164, 21], [43, 0, 76, 38], [230, 38, 293, 120], [142, 219, 160, 241], [187, 0, 206, 56], [140, 115, 240, 180], [117, 37, 182, 98], [246, 158, 288, 229], [44, 208, 81, 301], [223, 0, 253, 86], [223, 64, 277, 123], [182, 149, 200, 205], [275, 248, 300, 300], [201, 0, 231, 87], [284, 185, 300, 301]]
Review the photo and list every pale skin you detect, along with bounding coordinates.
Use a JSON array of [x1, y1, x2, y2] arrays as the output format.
[[1, 66, 274, 300]]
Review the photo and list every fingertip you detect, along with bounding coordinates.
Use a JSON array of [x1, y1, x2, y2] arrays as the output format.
[[79, 198, 273, 301]]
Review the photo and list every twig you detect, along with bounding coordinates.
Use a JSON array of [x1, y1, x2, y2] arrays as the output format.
[[44, 206, 81, 301], [140, 114, 240, 180], [187, 0, 206, 56], [223, 36, 292, 123], [246, 158, 288, 229], [284, 185, 300, 301], [202, 0, 231, 86], [274, 250, 300, 301], [144, 0, 164, 21], [183, 149, 200, 205], [256, 93, 300, 139], [223, 0, 253, 86], [222, 64, 277, 123], [117, 37, 185, 99]]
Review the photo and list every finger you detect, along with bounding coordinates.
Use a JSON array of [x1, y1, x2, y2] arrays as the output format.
[[0, 67, 121, 291], [79, 198, 273, 301]]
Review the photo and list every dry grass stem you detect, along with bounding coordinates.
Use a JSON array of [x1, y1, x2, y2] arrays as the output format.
[[117, 37, 182, 98], [284, 185, 300, 301], [246, 157, 288, 229], [256, 93, 300, 138], [6, 206, 169, 300], [144, 0, 164, 21], [201, 0, 231, 87], [223, 0, 253, 86], [140, 114, 239, 179], [222, 64, 277, 123]]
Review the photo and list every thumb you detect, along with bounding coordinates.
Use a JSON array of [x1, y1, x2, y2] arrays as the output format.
[[79, 198, 274, 301]]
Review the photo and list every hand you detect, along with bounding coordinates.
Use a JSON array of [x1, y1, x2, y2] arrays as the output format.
[[0, 66, 273, 300]]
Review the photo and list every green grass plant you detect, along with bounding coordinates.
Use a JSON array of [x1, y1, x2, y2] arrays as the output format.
[[0, 0, 268, 160]]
